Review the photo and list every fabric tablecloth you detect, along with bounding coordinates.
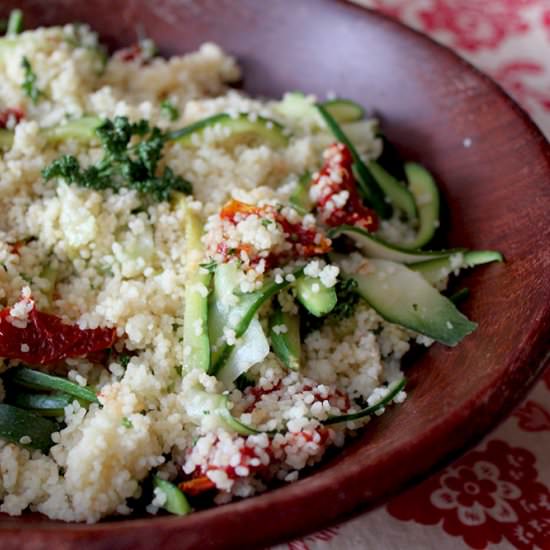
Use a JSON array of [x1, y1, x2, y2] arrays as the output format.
[[279, 2, 550, 548]]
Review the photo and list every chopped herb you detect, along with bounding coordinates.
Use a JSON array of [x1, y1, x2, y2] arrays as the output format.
[[331, 278, 360, 320], [0, 263, 7, 272], [260, 218, 273, 228], [119, 354, 131, 368], [121, 416, 133, 429], [42, 116, 193, 201], [20, 273, 32, 283], [6, 9, 23, 35], [199, 260, 217, 273], [160, 100, 180, 121], [21, 56, 43, 104], [174, 365, 183, 376], [412, 303, 419, 311]]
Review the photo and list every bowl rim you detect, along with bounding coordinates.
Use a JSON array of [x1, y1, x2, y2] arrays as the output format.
[[1, 1, 549, 547]]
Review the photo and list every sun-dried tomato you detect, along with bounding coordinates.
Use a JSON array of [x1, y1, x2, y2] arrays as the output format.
[[0, 296, 116, 365], [0, 107, 24, 129], [178, 476, 216, 496], [312, 143, 379, 232]]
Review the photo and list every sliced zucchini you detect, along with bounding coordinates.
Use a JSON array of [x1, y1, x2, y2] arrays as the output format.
[[289, 171, 313, 215], [217, 318, 269, 388], [410, 250, 503, 285], [153, 476, 192, 516], [11, 392, 74, 417], [401, 163, 440, 250], [321, 99, 364, 123], [348, 259, 477, 346], [269, 307, 301, 371], [208, 262, 302, 376], [6, 367, 99, 403], [323, 378, 406, 425], [295, 276, 337, 317], [329, 225, 464, 264], [167, 113, 289, 148], [367, 160, 417, 219], [6, 9, 24, 35], [0, 404, 57, 451], [275, 92, 363, 125], [316, 103, 390, 218], [181, 199, 211, 372], [0, 128, 14, 149], [43, 116, 103, 144]]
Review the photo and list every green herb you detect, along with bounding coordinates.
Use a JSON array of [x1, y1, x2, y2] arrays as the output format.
[[21, 56, 43, 104], [160, 99, 179, 121], [121, 416, 133, 429], [42, 116, 193, 201], [20, 273, 32, 283], [261, 218, 273, 228], [6, 9, 23, 35], [331, 278, 360, 320], [199, 260, 217, 273], [174, 365, 183, 376], [119, 354, 131, 368]]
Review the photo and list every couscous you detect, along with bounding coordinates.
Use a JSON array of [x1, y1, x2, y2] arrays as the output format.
[[0, 13, 502, 523]]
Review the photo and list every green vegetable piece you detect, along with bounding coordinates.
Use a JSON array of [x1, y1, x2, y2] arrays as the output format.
[[21, 56, 43, 104], [11, 392, 74, 417], [289, 171, 313, 215], [208, 263, 302, 376], [410, 250, 503, 285], [400, 163, 440, 250], [167, 112, 289, 149], [367, 160, 417, 219], [0, 403, 57, 451], [349, 258, 477, 346], [275, 92, 364, 125], [153, 476, 192, 516], [269, 307, 301, 371], [328, 225, 465, 264], [160, 99, 180, 121], [323, 378, 406, 425], [295, 276, 337, 318], [321, 98, 364, 123], [7, 367, 99, 403], [0, 128, 13, 149], [331, 277, 360, 321], [6, 9, 23, 35], [181, 198, 211, 373], [316, 102, 390, 218], [449, 288, 470, 304], [43, 116, 103, 144]]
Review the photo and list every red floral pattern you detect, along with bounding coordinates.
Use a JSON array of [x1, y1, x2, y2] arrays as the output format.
[[417, 1, 537, 52], [287, 527, 340, 550], [514, 400, 550, 432], [492, 61, 550, 112], [387, 440, 550, 549]]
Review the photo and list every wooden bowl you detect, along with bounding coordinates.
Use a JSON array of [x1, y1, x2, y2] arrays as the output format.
[[1, 1, 549, 548]]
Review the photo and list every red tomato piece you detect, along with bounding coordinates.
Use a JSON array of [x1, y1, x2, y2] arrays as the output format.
[[0, 296, 116, 365]]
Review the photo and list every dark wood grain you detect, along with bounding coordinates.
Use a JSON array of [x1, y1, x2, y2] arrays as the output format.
[[0, 1, 549, 549]]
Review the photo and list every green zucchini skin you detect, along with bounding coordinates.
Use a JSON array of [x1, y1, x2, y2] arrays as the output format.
[[400, 163, 440, 250], [348, 259, 477, 346], [0, 403, 57, 451], [11, 392, 74, 416], [167, 113, 289, 148], [6, 367, 99, 403], [367, 160, 417, 219], [410, 250, 504, 284], [323, 378, 406, 425], [289, 171, 313, 215], [329, 225, 464, 264], [153, 476, 192, 516], [295, 276, 337, 318], [269, 307, 301, 371], [321, 98, 364, 123]]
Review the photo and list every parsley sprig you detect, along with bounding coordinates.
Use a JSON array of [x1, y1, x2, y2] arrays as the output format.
[[42, 116, 192, 201], [21, 56, 43, 104]]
